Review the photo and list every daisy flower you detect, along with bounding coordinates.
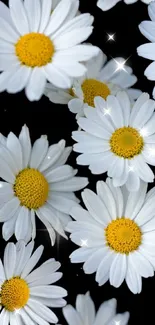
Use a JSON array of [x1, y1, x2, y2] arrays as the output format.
[[97, 0, 152, 12], [0, 0, 99, 101], [63, 292, 130, 325], [67, 179, 155, 294], [137, 2, 155, 99], [72, 91, 155, 191], [0, 241, 67, 324], [0, 125, 88, 245], [45, 50, 141, 119]]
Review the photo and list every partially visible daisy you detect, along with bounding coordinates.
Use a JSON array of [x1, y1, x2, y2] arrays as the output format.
[[72, 91, 155, 191], [63, 292, 129, 325], [0, 241, 67, 324], [67, 179, 155, 294], [137, 2, 155, 99], [0, 125, 88, 245], [0, 0, 98, 101], [45, 50, 141, 119], [97, 0, 152, 11]]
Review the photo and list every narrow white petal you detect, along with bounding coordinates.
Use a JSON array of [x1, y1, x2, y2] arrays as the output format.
[[30, 136, 48, 169], [109, 254, 127, 288], [27, 299, 58, 323], [0, 197, 20, 222], [7, 65, 31, 94], [24, 0, 41, 32], [19, 125, 31, 168], [63, 305, 83, 325], [15, 207, 32, 242], [43, 63, 71, 89], [0, 17, 19, 43], [9, 0, 29, 35], [4, 242, 16, 279], [39, 0, 52, 33], [30, 285, 67, 298], [7, 132, 23, 170], [21, 245, 44, 278], [94, 299, 117, 325], [26, 68, 46, 101]]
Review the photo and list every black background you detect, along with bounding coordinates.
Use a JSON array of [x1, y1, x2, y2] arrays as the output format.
[[0, 1, 154, 324]]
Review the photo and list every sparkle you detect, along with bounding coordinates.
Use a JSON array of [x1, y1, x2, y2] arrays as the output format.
[[103, 107, 111, 116], [128, 166, 135, 172], [107, 33, 115, 41], [14, 308, 21, 315], [148, 147, 155, 157], [114, 58, 127, 72], [115, 321, 120, 325], [80, 239, 88, 247], [139, 127, 148, 137]]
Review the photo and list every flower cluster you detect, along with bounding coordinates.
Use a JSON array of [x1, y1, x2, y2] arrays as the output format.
[[0, 0, 155, 324]]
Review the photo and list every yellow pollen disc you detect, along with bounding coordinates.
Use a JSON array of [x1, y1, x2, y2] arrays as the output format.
[[81, 79, 110, 107], [1, 277, 29, 312], [15, 32, 55, 67], [14, 168, 49, 209], [105, 218, 142, 254], [110, 126, 144, 159]]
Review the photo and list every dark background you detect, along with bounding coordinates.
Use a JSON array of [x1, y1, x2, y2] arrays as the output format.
[[0, 0, 154, 324]]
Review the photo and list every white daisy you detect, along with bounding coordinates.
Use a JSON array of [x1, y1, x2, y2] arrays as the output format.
[[137, 2, 155, 99], [97, 0, 152, 12], [0, 240, 67, 324], [0, 125, 88, 245], [63, 292, 130, 325], [67, 179, 155, 294], [0, 0, 99, 101], [72, 91, 155, 191], [45, 50, 141, 120]]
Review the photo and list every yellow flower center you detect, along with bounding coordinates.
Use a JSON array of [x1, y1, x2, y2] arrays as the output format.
[[81, 79, 110, 107], [1, 277, 29, 312], [105, 218, 142, 254], [15, 32, 55, 67], [14, 168, 49, 209], [110, 127, 144, 159], [70, 79, 110, 107]]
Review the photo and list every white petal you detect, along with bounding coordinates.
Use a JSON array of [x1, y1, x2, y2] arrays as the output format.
[[0, 2, 12, 25], [130, 93, 149, 125], [9, 0, 29, 35], [39, 0, 52, 33], [139, 21, 155, 42], [82, 189, 111, 226], [94, 299, 117, 325], [132, 155, 154, 183], [96, 181, 117, 219], [53, 27, 93, 50], [63, 305, 83, 325], [130, 251, 154, 278], [4, 242, 16, 279], [126, 256, 142, 294], [0, 17, 19, 43], [6, 65, 31, 93], [19, 125, 31, 168], [26, 258, 60, 283], [116, 91, 131, 126], [44, 0, 72, 36], [15, 241, 34, 276], [106, 178, 124, 218], [24, 0, 41, 32], [70, 247, 97, 263], [7, 132, 23, 170], [125, 181, 147, 219], [107, 95, 124, 128], [108, 312, 130, 325], [15, 207, 32, 242], [30, 136, 48, 169], [78, 117, 110, 139], [0, 39, 14, 54], [30, 285, 67, 298], [2, 211, 17, 241], [43, 64, 71, 89], [27, 299, 58, 323], [109, 254, 127, 288], [0, 197, 20, 222], [83, 247, 108, 274], [131, 99, 155, 129], [21, 245, 44, 278], [26, 68, 46, 101], [45, 165, 76, 182], [96, 249, 115, 282], [48, 194, 78, 214], [39, 140, 66, 172], [50, 176, 88, 192], [125, 170, 140, 192]]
